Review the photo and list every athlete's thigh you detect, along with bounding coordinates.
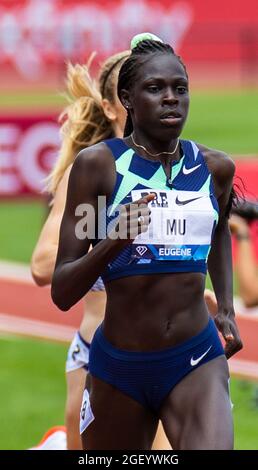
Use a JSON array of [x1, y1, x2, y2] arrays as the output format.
[[81, 375, 159, 450], [160, 356, 233, 450]]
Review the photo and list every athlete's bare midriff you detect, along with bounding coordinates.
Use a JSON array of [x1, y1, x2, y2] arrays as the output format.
[[103, 271, 209, 351]]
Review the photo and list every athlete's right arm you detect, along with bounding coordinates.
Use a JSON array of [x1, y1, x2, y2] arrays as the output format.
[[30, 166, 71, 286], [51, 145, 153, 311]]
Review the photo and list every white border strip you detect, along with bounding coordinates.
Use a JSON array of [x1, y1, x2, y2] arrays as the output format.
[[0, 313, 75, 343], [229, 358, 258, 380], [0, 261, 33, 283]]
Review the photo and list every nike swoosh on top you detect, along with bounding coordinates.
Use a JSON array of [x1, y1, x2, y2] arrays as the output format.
[[183, 164, 201, 175], [175, 196, 203, 205], [190, 345, 212, 367]]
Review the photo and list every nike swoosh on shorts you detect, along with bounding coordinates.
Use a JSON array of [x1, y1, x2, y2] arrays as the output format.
[[190, 345, 212, 367]]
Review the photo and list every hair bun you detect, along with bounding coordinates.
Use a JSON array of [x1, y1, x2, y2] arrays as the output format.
[[130, 32, 163, 50]]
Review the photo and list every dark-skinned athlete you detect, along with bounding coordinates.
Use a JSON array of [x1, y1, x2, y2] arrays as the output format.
[[52, 32, 243, 450]]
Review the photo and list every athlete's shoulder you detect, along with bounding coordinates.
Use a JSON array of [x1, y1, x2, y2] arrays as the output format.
[[71, 141, 115, 180], [76, 141, 113, 166], [196, 143, 235, 183]]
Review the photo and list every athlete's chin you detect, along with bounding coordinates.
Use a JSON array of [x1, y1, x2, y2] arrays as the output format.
[[158, 120, 184, 136]]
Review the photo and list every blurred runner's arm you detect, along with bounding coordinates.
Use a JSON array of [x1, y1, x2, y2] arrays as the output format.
[[230, 215, 258, 308], [30, 165, 71, 286], [204, 289, 218, 316]]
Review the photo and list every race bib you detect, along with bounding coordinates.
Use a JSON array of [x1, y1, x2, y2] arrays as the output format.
[[131, 189, 216, 261], [80, 389, 95, 435]]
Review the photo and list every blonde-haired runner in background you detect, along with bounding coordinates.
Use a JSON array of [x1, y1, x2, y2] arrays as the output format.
[[31, 51, 170, 450]]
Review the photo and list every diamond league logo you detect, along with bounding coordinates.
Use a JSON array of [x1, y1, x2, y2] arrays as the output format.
[[136, 246, 148, 256]]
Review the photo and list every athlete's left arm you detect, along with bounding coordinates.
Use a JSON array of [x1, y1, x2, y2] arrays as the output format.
[[205, 149, 243, 359]]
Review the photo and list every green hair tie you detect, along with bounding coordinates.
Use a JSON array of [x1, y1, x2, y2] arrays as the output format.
[[130, 32, 163, 50]]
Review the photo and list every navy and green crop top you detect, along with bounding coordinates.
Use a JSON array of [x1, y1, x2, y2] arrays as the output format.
[[93, 138, 219, 282]]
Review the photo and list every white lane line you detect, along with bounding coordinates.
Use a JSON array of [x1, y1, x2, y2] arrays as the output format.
[[229, 358, 258, 380], [0, 313, 75, 343], [0, 260, 33, 283]]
